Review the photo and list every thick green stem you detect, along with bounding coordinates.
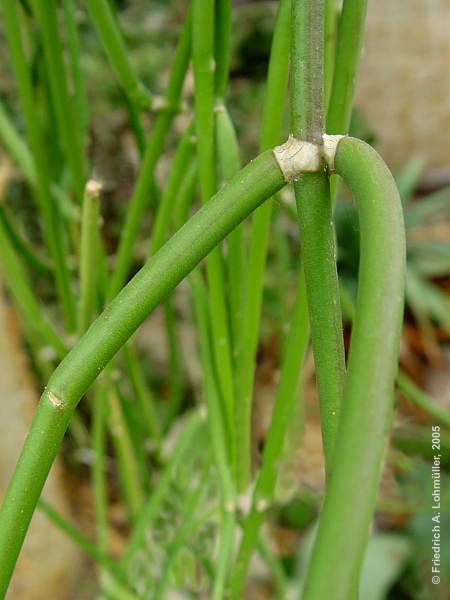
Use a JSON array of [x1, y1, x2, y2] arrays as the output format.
[[291, 0, 345, 471], [0, 149, 286, 594], [294, 172, 345, 469], [291, 0, 324, 143], [302, 138, 405, 599]]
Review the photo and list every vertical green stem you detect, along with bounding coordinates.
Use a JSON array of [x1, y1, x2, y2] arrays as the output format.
[[236, 0, 291, 492], [0, 215, 66, 359], [108, 382, 144, 520], [63, 0, 89, 147], [2, 0, 76, 331], [108, 9, 191, 298], [228, 268, 309, 598], [91, 380, 109, 553], [291, 0, 345, 471], [215, 105, 245, 373], [84, 0, 152, 111], [192, 0, 236, 479], [291, 0, 324, 144], [148, 121, 195, 256], [324, 0, 337, 111], [122, 343, 161, 442], [326, 0, 368, 133], [30, 0, 86, 201], [214, 0, 232, 101], [78, 181, 101, 334]]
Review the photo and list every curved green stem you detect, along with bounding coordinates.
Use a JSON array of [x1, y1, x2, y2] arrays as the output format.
[[0, 149, 286, 595], [302, 137, 405, 599]]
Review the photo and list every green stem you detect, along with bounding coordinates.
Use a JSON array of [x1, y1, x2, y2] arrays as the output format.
[[214, 0, 232, 101], [122, 343, 161, 442], [291, 0, 324, 144], [63, 0, 89, 147], [84, 0, 152, 110], [2, 0, 76, 331], [92, 380, 109, 554], [236, 0, 291, 491], [291, 0, 345, 472], [192, 0, 236, 480], [326, 0, 368, 134], [0, 215, 66, 359], [342, 285, 450, 430], [162, 298, 183, 429], [0, 148, 286, 594], [108, 382, 144, 520], [294, 172, 345, 470], [148, 121, 195, 256], [107, 9, 191, 298], [302, 137, 405, 599], [396, 371, 450, 430], [0, 204, 52, 277], [30, 0, 86, 201], [0, 100, 36, 183], [324, 0, 337, 111], [215, 105, 245, 368], [78, 181, 101, 334], [228, 268, 309, 598]]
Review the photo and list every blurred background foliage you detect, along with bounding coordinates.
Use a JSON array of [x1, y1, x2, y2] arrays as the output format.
[[0, 1, 449, 598]]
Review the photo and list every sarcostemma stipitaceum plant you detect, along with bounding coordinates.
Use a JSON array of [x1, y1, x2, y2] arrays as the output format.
[[2, 0, 438, 597]]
